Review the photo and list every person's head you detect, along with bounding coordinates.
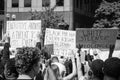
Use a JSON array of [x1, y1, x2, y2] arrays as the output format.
[[36, 42, 41, 50], [51, 64, 60, 79], [89, 59, 104, 80], [41, 47, 51, 60], [51, 56, 59, 63], [15, 47, 41, 78], [52, 62, 66, 77], [103, 57, 120, 80], [4, 58, 19, 80], [4, 43, 10, 49]]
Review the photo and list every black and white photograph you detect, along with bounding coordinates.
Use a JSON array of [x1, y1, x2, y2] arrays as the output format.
[[0, 0, 120, 80]]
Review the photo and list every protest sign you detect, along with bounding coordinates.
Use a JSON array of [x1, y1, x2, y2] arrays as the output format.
[[7, 20, 41, 48], [44, 28, 76, 57], [76, 28, 118, 49], [44, 44, 54, 55]]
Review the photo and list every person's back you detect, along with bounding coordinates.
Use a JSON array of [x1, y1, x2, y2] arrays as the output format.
[[89, 59, 104, 80], [1, 43, 11, 65], [0, 61, 5, 80], [1, 49, 10, 60], [4, 58, 19, 80], [15, 47, 41, 80], [103, 57, 120, 80]]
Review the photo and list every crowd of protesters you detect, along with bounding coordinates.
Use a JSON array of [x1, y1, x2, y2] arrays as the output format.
[[0, 41, 120, 80]]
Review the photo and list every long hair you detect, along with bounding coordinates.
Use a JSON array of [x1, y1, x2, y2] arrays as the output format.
[[51, 64, 60, 79]]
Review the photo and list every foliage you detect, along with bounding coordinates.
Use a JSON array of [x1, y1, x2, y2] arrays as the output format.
[[29, 6, 63, 47], [93, 0, 120, 28], [30, 6, 63, 35]]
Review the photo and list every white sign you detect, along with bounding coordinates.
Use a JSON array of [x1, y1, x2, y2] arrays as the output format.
[[76, 28, 118, 48], [7, 20, 41, 48], [44, 28, 76, 57]]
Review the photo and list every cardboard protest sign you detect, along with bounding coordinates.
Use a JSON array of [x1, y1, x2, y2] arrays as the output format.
[[7, 20, 41, 48], [44, 28, 76, 57], [44, 44, 54, 55], [76, 28, 118, 49]]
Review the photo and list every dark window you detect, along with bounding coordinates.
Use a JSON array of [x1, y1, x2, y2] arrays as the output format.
[[12, 0, 19, 7], [0, 0, 4, 14], [84, 0, 89, 4], [56, 0, 64, 6], [0, 21, 3, 40], [76, 0, 79, 8], [24, 0, 31, 7], [80, 0, 82, 9], [42, 0, 50, 7]]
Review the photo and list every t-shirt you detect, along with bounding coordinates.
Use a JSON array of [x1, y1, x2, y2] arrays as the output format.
[[52, 62, 66, 76]]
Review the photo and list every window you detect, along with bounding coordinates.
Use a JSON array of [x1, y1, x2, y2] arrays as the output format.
[[76, 0, 79, 8], [12, 0, 19, 7], [24, 0, 31, 7], [80, 0, 83, 9], [0, 21, 3, 40], [0, 0, 4, 14], [56, 0, 64, 6], [42, 0, 50, 7]]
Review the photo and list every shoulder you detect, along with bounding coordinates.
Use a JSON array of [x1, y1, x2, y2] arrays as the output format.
[[17, 74, 32, 80]]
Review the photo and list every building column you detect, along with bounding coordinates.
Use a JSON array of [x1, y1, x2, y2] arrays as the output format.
[[4, 0, 7, 34], [69, 0, 74, 30], [37, 0, 42, 11]]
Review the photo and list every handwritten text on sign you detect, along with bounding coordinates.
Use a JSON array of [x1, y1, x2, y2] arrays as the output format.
[[76, 28, 118, 48], [7, 20, 41, 48], [44, 28, 76, 57]]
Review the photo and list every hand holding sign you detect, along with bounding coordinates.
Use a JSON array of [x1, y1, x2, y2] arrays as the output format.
[[109, 45, 115, 58], [70, 50, 75, 60], [77, 44, 83, 57]]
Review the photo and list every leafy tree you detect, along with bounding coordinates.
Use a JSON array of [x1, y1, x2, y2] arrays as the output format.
[[29, 5, 63, 47], [0, 0, 4, 14], [30, 6, 63, 32], [93, 0, 120, 28], [93, 0, 120, 58]]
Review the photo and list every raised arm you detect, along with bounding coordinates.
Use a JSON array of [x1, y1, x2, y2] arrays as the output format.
[[93, 50, 100, 60], [63, 50, 77, 80], [76, 50, 84, 80]]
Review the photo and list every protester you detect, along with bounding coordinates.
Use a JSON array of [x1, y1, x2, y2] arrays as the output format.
[[44, 65, 57, 80], [15, 47, 41, 80], [36, 42, 41, 50], [51, 56, 59, 63], [50, 64, 60, 79], [89, 59, 104, 80], [0, 61, 4, 80], [64, 59, 72, 76], [35, 70, 43, 80], [52, 62, 66, 78], [51, 50, 77, 80], [0, 29, 119, 80], [103, 57, 120, 80], [77, 48, 104, 80], [1, 33, 10, 44], [1, 43, 11, 65], [4, 58, 19, 80]]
